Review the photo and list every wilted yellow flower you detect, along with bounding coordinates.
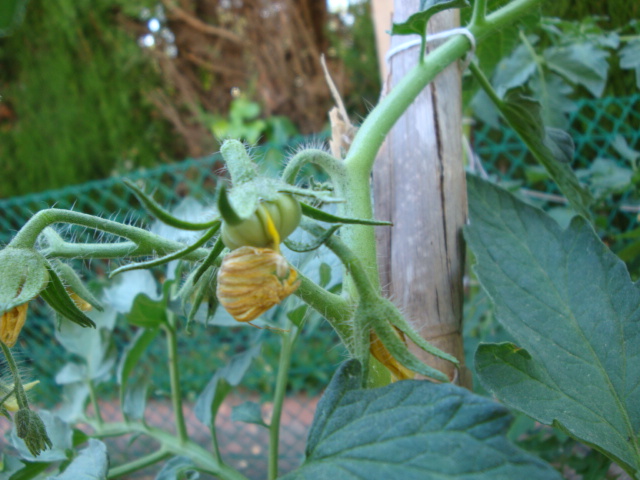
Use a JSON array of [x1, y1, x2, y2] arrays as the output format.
[[0, 303, 29, 348], [66, 289, 93, 312], [370, 329, 415, 382], [0, 380, 39, 412], [217, 246, 300, 323]]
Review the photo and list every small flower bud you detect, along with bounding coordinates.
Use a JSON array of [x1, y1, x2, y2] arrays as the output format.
[[217, 246, 300, 323], [0, 303, 29, 347], [14, 408, 52, 457]]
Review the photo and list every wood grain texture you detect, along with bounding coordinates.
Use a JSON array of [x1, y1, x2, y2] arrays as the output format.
[[372, 2, 470, 386]]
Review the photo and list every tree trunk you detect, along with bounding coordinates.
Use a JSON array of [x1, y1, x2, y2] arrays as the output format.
[[372, 1, 470, 387]]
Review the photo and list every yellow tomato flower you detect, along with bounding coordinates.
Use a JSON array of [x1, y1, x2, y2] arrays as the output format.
[[66, 289, 93, 312], [0, 303, 29, 348], [370, 329, 415, 382], [217, 246, 300, 324]]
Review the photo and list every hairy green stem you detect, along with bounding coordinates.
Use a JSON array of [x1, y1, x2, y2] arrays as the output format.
[[293, 271, 353, 343], [282, 149, 347, 187], [107, 449, 171, 479], [0, 341, 28, 410], [268, 325, 299, 480], [163, 315, 189, 444], [210, 424, 223, 465], [88, 421, 249, 480], [468, 61, 502, 106], [9, 209, 209, 261], [88, 380, 104, 426], [337, 0, 543, 293]]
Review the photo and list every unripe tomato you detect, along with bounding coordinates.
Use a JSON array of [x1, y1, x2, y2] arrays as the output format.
[[221, 194, 301, 250]]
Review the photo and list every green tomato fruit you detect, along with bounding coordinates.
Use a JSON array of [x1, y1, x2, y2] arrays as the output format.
[[221, 194, 302, 250]]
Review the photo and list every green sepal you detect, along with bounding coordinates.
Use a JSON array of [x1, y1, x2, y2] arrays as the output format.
[[384, 297, 459, 365], [123, 178, 219, 231], [279, 185, 343, 204], [284, 225, 342, 252], [300, 202, 392, 226], [14, 409, 52, 457], [371, 317, 449, 383], [178, 264, 219, 329], [217, 184, 243, 226], [220, 139, 259, 186], [53, 261, 104, 312], [193, 236, 226, 284], [40, 264, 95, 328], [109, 221, 220, 278], [0, 247, 49, 314]]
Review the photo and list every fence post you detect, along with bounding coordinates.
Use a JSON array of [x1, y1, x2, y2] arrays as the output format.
[[372, 1, 470, 387]]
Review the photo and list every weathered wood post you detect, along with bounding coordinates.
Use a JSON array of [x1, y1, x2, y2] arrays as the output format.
[[372, 0, 470, 386]]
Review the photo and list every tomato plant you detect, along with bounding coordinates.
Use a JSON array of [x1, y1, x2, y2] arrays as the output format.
[[1, 0, 638, 479]]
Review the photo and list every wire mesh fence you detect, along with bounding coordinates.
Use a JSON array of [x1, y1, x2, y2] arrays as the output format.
[[1, 95, 639, 479]]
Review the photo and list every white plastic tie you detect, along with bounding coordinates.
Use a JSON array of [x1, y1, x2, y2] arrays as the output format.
[[385, 27, 476, 68]]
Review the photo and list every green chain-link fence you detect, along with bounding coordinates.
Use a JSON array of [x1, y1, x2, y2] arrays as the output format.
[[1, 95, 639, 478]]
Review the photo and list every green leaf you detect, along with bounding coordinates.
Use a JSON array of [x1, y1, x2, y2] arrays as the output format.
[[117, 328, 159, 390], [499, 89, 593, 219], [117, 328, 157, 419], [466, 4, 539, 79], [155, 456, 199, 480], [465, 175, 640, 476], [620, 40, 640, 89], [391, 0, 470, 37], [0, 456, 49, 480], [194, 342, 261, 428], [125, 282, 172, 329], [55, 310, 117, 384], [231, 401, 267, 428], [543, 43, 609, 97], [282, 360, 560, 480], [492, 43, 537, 95], [530, 73, 577, 128], [122, 373, 151, 422], [48, 439, 108, 480]]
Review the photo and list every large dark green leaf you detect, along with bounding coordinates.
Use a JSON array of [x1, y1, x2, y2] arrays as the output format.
[[465, 175, 640, 476], [281, 360, 560, 480], [498, 89, 593, 219]]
